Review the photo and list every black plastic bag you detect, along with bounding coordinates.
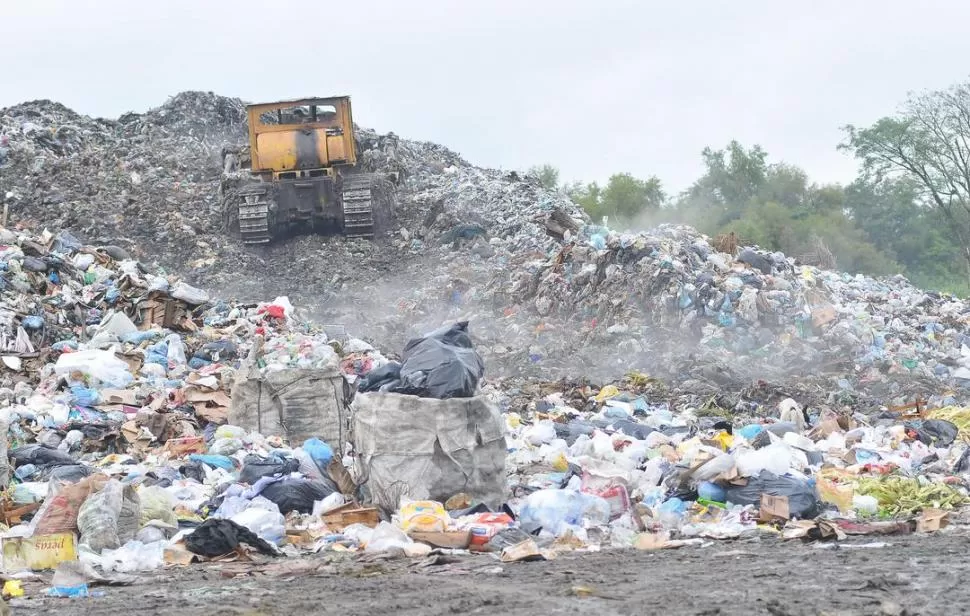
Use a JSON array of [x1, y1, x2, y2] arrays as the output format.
[[185, 518, 278, 557], [907, 419, 959, 447], [259, 478, 334, 514], [10, 445, 75, 468], [609, 419, 655, 441], [358, 362, 401, 393], [392, 322, 484, 399], [723, 471, 819, 519], [239, 455, 300, 485], [179, 461, 206, 483], [43, 464, 93, 483], [194, 340, 238, 362]]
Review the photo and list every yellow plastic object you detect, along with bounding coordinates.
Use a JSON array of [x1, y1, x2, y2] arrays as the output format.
[[816, 473, 854, 514], [595, 385, 620, 402], [2, 580, 23, 598], [399, 501, 448, 533], [506, 413, 522, 429], [551, 452, 569, 472], [712, 431, 733, 451]]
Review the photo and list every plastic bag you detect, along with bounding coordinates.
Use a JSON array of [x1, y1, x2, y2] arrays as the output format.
[[165, 334, 187, 369], [239, 456, 300, 485], [735, 443, 794, 477], [723, 470, 819, 519], [392, 322, 485, 399], [78, 480, 138, 552], [185, 518, 277, 557], [303, 438, 333, 471], [100, 540, 165, 572], [518, 489, 611, 536], [54, 350, 133, 387], [33, 474, 109, 535], [908, 419, 959, 447], [692, 453, 736, 482], [230, 497, 285, 545], [525, 420, 558, 446], [357, 362, 401, 393], [365, 521, 412, 553], [170, 282, 209, 305], [208, 438, 242, 456], [214, 425, 247, 440], [138, 485, 177, 527], [10, 444, 75, 468], [187, 454, 236, 472], [259, 478, 335, 514], [312, 493, 346, 516]]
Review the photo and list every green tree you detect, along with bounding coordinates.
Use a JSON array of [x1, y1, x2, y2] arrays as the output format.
[[681, 141, 769, 229], [566, 180, 602, 219], [599, 173, 665, 218], [568, 174, 664, 222], [841, 81, 970, 285], [527, 164, 560, 190]]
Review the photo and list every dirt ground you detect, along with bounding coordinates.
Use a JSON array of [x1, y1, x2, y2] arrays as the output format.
[[11, 531, 968, 616]]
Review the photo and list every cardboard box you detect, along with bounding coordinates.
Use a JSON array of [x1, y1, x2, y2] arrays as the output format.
[[408, 530, 471, 550], [321, 505, 380, 531], [2, 532, 78, 571]]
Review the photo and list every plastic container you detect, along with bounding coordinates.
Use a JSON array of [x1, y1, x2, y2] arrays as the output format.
[[399, 500, 448, 533]]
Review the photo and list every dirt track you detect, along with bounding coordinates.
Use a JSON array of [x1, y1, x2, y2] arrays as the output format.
[[12, 532, 967, 616]]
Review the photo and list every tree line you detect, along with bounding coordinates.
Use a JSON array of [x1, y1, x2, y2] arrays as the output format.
[[528, 78, 970, 295]]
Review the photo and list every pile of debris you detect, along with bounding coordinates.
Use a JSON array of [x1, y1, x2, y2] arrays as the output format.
[[2, 92, 969, 411], [0, 223, 966, 607]]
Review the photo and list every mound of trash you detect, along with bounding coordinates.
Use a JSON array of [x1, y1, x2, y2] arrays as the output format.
[[0, 224, 965, 602], [2, 92, 969, 411]]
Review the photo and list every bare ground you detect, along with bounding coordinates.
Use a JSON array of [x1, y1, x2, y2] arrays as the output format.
[[11, 531, 968, 616]]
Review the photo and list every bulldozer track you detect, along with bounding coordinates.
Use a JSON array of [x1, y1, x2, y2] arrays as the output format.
[[342, 174, 375, 239], [236, 190, 272, 245]]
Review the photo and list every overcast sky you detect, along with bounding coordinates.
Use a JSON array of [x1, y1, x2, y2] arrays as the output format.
[[3, 1, 969, 191]]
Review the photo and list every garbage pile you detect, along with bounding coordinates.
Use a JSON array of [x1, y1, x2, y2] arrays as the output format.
[[492, 378, 970, 551], [0, 220, 967, 606], [2, 91, 969, 411]]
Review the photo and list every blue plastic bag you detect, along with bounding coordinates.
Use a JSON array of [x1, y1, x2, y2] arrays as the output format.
[[70, 385, 101, 407], [303, 438, 333, 470], [187, 454, 236, 471]]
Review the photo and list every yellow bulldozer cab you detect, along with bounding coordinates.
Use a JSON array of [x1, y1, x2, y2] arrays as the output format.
[[245, 97, 357, 177]]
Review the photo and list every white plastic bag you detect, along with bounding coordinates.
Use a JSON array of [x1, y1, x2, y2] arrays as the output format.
[[54, 350, 133, 387], [230, 497, 285, 546], [735, 443, 793, 477], [165, 333, 187, 368], [138, 485, 177, 527], [364, 521, 412, 553], [100, 540, 166, 572], [518, 489, 611, 536], [170, 282, 209, 305], [525, 420, 557, 446]]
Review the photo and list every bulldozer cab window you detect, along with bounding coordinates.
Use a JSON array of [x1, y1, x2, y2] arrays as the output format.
[[256, 104, 338, 127], [312, 105, 337, 122]]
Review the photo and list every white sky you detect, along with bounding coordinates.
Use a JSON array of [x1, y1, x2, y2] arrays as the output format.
[[2, 0, 969, 191]]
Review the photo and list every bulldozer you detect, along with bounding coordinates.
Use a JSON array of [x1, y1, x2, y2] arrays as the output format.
[[220, 96, 394, 244]]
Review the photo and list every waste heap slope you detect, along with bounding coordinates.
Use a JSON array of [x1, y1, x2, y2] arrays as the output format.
[[2, 93, 969, 411]]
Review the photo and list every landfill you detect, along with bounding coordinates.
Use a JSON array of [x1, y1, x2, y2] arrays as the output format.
[[0, 93, 969, 605]]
